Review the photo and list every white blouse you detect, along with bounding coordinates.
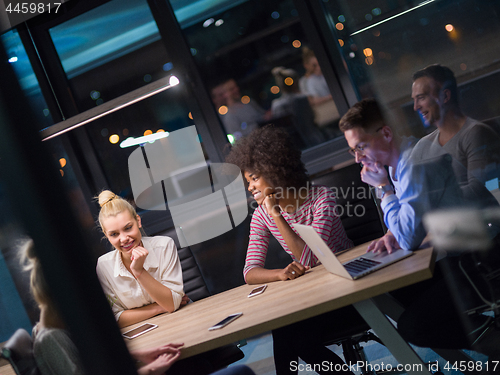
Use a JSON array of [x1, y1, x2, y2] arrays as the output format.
[[96, 236, 184, 321]]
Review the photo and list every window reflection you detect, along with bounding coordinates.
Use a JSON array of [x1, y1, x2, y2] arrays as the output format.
[[321, 0, 500, 137], [1, 30, 53, 131], [176, 0, 344, 150]]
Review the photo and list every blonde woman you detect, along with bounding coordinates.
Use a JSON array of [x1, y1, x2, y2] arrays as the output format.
[[95, 190, 185, 328]]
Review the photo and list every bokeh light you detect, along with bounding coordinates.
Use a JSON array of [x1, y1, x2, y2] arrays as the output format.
[[284, 77, 294, 86], [219, 106, 228, 115], [59, 158, 66, 168], [363, 48, 373, 57], [188, 112, 193, 119], [270, 86, 280, 94], [241, 96, 251, 104], [109, 134, 120, 144], [445, 24, 454, 32], [335, 23, 344, 31], [338, 39, 344, 47], [144, 130, 153, 136], [292, 40, 301, 48]]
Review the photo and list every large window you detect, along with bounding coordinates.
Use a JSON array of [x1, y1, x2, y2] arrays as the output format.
[[175, 0, 346, 148]]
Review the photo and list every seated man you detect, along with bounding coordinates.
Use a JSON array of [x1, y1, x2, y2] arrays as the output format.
[[411, 64, 500, 208], [339, 98, 500, 368], [339, 98, 463, 252]]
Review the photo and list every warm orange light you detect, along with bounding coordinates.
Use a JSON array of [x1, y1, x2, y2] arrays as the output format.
[[59, 158, 66, 168], [372, 30, 381, 37], [219, 105, 228, 115], [365, 56, 374, 65], [144, 130, 153, 136], [157, 129, 165, 133], [241, 96, 250, 104], [335, 23, 344, 31], [109, 134, 120, 144], [270, 86, 280, 94], [338, 39, 344, 47], [60, 169, 64, 177], [363, 48, 373, 57], [292, 40, 301, 48], [460, 63, 467, 71], [445, 24, 454, 32], [284, 77, 294, 86], [188, 112, 193, 119]]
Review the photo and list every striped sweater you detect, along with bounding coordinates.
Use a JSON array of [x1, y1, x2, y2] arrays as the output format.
[[244, 185, 354, 280]]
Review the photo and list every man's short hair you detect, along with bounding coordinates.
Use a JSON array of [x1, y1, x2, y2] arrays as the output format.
[[339, 98, 385, 132], [412, 64, 459, 106]]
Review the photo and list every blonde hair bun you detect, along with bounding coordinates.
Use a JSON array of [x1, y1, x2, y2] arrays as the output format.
[[98, 190, 116, 208]]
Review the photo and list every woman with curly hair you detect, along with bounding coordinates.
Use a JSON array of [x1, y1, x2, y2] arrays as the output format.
[[226, 125, 362, 375]]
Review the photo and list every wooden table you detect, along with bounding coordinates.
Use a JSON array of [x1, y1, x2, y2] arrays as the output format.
[[124, 241, 436, 375]]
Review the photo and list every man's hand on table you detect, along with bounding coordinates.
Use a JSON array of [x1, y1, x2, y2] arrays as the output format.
[[279, 261, 309, 281], [367, 232, 400, 254], [180, 295, 190, 306]]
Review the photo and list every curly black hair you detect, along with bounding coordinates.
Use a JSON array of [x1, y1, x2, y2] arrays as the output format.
[[225, 125, 308, 189]]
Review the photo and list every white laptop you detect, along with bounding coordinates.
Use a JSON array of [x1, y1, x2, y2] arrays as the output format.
[[293, 224, 413, 280]]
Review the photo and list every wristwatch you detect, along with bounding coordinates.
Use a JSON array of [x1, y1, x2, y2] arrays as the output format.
[[376, 184, 394, 200]]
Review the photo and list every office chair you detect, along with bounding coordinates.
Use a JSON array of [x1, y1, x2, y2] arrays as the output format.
[[1, 328, 40, 375]]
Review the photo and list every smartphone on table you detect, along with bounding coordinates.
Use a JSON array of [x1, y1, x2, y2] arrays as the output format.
[[248, 284, 267, 298], [208, 312, 243, 331], [122, 322, 158, 339]]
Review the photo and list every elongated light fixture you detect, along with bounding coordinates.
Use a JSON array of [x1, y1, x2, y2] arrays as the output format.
[[350, 0, 435, 36], [41, 75, 179, 141]]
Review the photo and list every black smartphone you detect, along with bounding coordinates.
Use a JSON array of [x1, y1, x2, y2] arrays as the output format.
[[208, 312, 243, 331]]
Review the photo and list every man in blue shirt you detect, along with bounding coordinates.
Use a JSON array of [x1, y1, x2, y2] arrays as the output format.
[[339, 98, 462, 252]]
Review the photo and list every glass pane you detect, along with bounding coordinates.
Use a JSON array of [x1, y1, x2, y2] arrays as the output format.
[[173, 0, 345, 149], [45, 85, 206, 216], [321, 0, 500, 137], [49, 0, 170, 113], [1, 29, 54, 131]]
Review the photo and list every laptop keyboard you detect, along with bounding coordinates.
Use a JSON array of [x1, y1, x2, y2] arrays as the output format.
[[344, 257, 382, 275]]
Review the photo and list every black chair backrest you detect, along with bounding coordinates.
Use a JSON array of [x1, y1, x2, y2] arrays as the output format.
[[154, 227, 210, 301], [311, 162, 385, 246], [1, 328, 40, 375]]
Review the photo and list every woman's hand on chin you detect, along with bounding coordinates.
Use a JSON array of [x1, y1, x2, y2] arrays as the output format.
[[130, 245, 148, 277], [263, 194, 281, 217]]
